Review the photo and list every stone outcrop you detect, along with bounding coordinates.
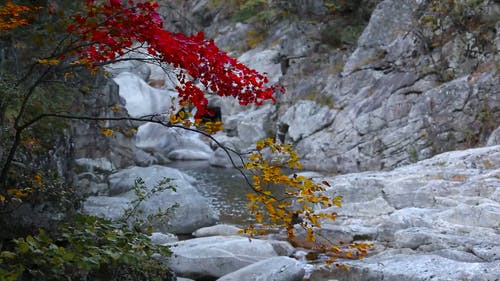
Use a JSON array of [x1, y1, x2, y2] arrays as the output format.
[[305, 145, 500, 280], [174, 0, 499, 173]]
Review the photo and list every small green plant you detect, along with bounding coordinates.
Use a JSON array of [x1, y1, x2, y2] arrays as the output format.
[[408, 146, 419, 163], [0, 178, 176, 281]]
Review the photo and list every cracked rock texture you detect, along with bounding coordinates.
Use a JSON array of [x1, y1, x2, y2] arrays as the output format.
[[169, 0, 499, 173], [308, 145, 500, 280]]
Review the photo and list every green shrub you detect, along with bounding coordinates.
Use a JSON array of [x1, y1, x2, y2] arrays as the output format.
[[0, 178, 176, 281]]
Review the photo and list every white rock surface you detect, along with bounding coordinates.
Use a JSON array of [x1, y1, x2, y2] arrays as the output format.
[[279, 100, 337, 142], [166, 236, 288, 279], [307, 145, 500, 280], [192, 224, 242, 237], [217, 256, 305, 281], [311, 252, 500, 281], [150, 232, 178, 245]]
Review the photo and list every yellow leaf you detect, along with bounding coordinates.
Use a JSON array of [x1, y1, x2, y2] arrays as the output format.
[[336, 263, 349, 270], [100, 127, 114, 136], [112, 104, 120, 113], [255, 212, 263, 223], [34, 174, 42, 183], [37, 58, 60, 65]]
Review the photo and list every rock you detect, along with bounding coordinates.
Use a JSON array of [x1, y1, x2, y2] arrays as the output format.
[[113, 72, 179, 117], [278, 100, 337, 142], [342, 0, 422, 75], [225, 104, 275, 147], [487, 127, 500, 146], [150, 232, 178, 245], [166, 236, 285, 279], [310, 252, 500, 281], [75, 157, 116, 173], [276, 0, 500, 174], [212, 23, 251, 53], [303, 145, 500, 279], [208, 147, 246, 168], [271, 241, 295, 257], [217, 256, 305, 281], [72, 78, 150, 170], [176, 278, 195, 281], [83, 196, 131, 221], [105, 59, 151, 80], [76, 172, 109, 195], [192, 224, 242, 237], [86, 165, 218, 234], [108, 165, 196, 195], [238, 47, 282, 84], [472, 245, 500, 262], [167, 148, 213, 160], [136, 123, 214, 161]]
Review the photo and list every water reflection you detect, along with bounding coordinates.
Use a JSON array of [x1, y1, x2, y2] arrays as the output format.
[[166, 160, 253, 226]]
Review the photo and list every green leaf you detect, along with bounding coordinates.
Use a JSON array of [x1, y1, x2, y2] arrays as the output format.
[[0, 251, 16, 259]]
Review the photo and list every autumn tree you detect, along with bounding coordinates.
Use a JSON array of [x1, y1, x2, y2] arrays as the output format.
[[0, 1, 369, 278]]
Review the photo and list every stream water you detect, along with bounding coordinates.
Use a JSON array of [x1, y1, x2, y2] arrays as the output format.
[[166, 160, 254, 226]]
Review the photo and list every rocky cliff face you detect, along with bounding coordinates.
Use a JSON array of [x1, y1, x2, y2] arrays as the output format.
[[163, 0, 499, 173]]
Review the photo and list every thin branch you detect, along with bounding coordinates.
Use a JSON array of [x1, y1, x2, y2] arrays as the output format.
[[17, 113, 269, 196]]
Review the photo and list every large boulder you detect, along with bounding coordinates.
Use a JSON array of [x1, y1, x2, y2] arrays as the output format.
[[217, 256, 305, 281], [84, 165, 218, 234], [306, 145, 500, 280], [166, 236, 294, 279]]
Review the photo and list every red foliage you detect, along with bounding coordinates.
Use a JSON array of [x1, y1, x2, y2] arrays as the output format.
[[66, 0, 284, 117]]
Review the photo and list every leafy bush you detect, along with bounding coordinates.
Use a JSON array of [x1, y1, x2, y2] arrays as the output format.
[[0, 178, 175, 281]]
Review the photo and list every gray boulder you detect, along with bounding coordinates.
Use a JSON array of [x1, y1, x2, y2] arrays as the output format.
[[84, 165, 218, 234], [136, 123, 214, 162], [108, 165, 196, 195], [238, 47, 282, 84], [150, 232, 178, 245], [192, 224, 242, 237], [217, 256, 305, 281], [83, 196, 131, 221], [166, 236, 288, 279]]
